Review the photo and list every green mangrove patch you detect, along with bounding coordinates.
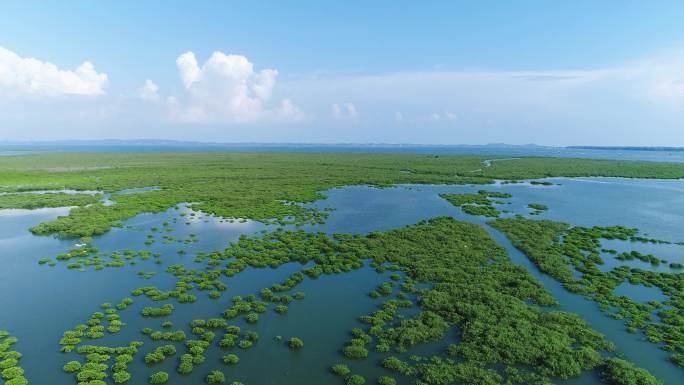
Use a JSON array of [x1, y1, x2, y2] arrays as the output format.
[[0, 331, 28, 385], [2, 152, 684, 238], [0, 192, 101, 210], [527, 202, 548, 215], [490, 217, 684, 367], [48, 216, 665, 385], [439, 190, 512, 217]]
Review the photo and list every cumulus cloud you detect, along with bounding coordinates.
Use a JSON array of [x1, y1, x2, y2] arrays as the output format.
[[331, 102, 357, 119], [176, 52, 201, 89], [137, 79, 159, 101], [0, 46, 107, 96], [169, 51, 298, 123], [7, 45, 684, 145]]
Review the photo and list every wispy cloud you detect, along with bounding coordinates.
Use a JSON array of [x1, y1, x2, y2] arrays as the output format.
[[331, 102, 357, 119]]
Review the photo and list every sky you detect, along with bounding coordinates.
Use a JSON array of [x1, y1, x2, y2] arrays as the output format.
[[1, 1, 684, 146]]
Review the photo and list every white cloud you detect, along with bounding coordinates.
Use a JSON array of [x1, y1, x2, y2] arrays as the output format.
[[176, 52, 201, 89], [252, 69, 278, 101], [430, 111, 457, 123], [6, 46, 684, 145], [0, 46, 107, 96], [331, 102, 357, 119], [137, 79, 159, 101], [276, 98, 305, 121], [170, 51, 297, 123]]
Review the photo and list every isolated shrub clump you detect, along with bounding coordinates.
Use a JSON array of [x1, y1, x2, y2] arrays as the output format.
[[288, 337, 304, 350]]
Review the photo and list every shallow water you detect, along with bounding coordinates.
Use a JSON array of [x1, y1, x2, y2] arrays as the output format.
[[598, 239, 684, 273], [613, 282, 667, 303], [1, 177, 683, 384], [301, 179, 684, 384]]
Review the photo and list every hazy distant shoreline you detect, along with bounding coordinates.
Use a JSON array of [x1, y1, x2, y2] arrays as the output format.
[[2, 140, 683, 152], [4, 141, 684, 164], [568, 146, 684, 152]]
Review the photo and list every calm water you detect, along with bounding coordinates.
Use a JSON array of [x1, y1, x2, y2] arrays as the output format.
[[1, 177, 683, 384]]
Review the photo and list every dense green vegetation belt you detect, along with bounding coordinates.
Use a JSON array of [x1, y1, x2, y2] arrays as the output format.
[[3, 152, 684, 238], [0, 192, 101, 210], [489, 217, 684, 369]]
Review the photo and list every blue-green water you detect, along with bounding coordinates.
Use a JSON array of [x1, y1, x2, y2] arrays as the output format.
[[1, 177, 683, 384]]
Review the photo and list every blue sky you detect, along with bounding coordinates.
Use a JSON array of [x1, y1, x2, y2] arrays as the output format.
[[1, 1, 684, 145]]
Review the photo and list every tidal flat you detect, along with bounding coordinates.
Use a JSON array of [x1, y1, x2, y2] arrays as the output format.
[[0, 153, 683, 385]]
